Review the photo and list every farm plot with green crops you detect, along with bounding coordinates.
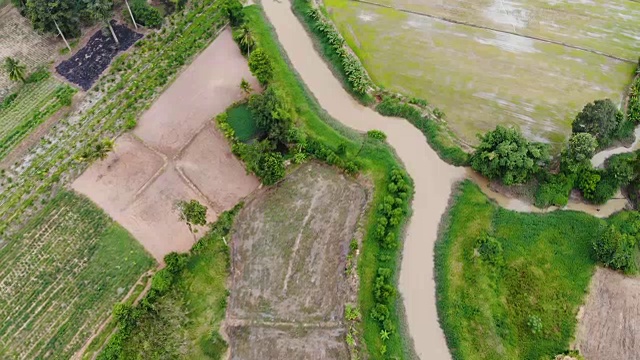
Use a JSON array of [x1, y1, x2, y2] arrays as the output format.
[[0, 190, 154, 359], [0, 77, 76, 160], [324, 0, 636, 146]]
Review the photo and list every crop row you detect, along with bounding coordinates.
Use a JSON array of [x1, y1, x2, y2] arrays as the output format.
[[0, 78, 76, 160], [0, 0, 227, 236], [0, 190, 153, 359]]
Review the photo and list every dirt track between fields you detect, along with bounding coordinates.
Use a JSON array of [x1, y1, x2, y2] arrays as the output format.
[[226, 162, 367, 359], [72, 28, 259, 262]]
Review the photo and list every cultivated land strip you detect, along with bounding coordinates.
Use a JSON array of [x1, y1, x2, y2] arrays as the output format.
[[349, 0, 636, 64]]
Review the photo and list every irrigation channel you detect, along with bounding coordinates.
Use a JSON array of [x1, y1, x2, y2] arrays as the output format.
[[260, 0, 633, 357]]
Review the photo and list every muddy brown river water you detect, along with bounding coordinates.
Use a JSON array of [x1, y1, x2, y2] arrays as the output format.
[[259, 1, 630, 358]]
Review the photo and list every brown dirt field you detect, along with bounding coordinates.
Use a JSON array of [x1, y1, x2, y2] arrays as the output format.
[[177, 124, 259, 213], [72, 27, 259, 262], [228, 325, 349, 360], [134, 28, 259, 157], [226, 162, 367, 359], [575, 267, 640, 360]]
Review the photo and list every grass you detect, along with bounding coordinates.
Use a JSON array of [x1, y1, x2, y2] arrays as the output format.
[[98, 206, 238, 359], [243, 6, 416, 358], [323, 0, 636, 146], [0, 190, 154, 359], [0, 77, 76, 160], [226, 103, 259, 142], [435, 180, 605, 359]]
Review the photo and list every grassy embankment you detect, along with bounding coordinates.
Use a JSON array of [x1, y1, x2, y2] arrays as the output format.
[[0, 190, 154, 359], [435, 180, 607, 359]]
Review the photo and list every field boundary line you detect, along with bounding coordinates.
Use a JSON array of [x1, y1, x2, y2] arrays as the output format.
[[349, 0, 636, 64], [226, 318, 342, 328]]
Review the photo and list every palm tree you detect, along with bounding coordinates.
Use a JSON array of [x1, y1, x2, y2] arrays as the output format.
[[239, 78, 252, 96], [236, 24, 255, 56], [4, 57, 27, 83], [94, 138, 115, 160]]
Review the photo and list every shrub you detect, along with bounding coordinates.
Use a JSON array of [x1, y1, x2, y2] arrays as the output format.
[[589, 172, 619, 204], [24, 68, 50, 84], [151, 268, 173, 293], [577, 169, 600, 200], [223, 0, 245, 26], [256, 152, 285, 185], [367, 129, 386, 141], [527, 315, 543, 335], [606, 152, 637, 185], [535, 173, 574, 208], [593, 225, 638, 273], [470, 125, 549, 185], [130, 0, 164, 29], [572, 99, 623, 147], [476, 233, 504, 267], [248, 48, 273, 85], [199, 331, 227, 358], [0, 93, 17, 110]]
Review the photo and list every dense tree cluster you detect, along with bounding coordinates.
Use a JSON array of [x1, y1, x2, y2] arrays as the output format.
[[572, 99, 623, 148], [470, 125, 549, 185]]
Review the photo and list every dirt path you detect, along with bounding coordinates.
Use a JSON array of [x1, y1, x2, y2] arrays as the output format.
[[260, 1, 465, 358]]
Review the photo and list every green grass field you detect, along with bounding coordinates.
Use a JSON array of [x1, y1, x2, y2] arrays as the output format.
[[324, 0, 637, 146], [0, 190, 154, 359], [226, 103, 259, 142], [0, 76, 75, 160], [435, 180, 604, 359]]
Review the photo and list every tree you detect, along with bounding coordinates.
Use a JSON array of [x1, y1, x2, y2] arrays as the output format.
[[256, 152, 285, 185], [239, 78, 252, 96], [470, 125, 549, 185], [577, 169, 601, 200], [4, 57, 27, 83], [177, 199, 207, 239], [248, 48, 273, 85], [233, 24, 255, 56], [561, 133, 597, 173], [124, 0, 137, 29], [248, 85, 294, 145], [26, 0, 79, 51], [606, 152, 637, 185], [572, 99, 623, 147], [593, 225, 638, 273], [85, 0, 119, 44], [222, 0, 244, 26]]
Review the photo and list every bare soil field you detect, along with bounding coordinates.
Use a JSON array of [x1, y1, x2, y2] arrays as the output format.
[[228, 325, 349, 360], [226, 162, 367, 359], [575, 267, 640, 360], [0, 8, 59, 98], [73, 28, 259, 261]]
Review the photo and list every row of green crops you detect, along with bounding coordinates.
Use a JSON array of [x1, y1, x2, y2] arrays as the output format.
[[0, 0, 228, 236], [232, 6, 417, 358], [291, 0, 469, 166], [0, 78, 76, 160], [0, 190, 153, 359]]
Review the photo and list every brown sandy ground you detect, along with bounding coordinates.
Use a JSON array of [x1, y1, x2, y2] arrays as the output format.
[[575, 267, 640, 360], [226, 162, 367, 359], [72, 28, 259, 262]]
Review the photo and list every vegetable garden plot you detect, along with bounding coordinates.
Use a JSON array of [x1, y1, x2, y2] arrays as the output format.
[[56, 22, 143, 90], [0, 190, 154, 359]]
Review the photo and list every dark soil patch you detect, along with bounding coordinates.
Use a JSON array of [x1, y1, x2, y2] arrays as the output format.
[[56, 21, 142, 90]]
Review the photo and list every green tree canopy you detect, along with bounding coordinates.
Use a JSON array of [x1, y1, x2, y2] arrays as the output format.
[[248, 48, 273, 85], [26, 0, 82, 38], [572, 99, 623, 147], [177, 199, 207, 235], [248, 85, 294, 145], [593, 225, 638, 273], [606, 152, 638, 186], [470, 125, 549, 185], [561, 132, 598, 173]]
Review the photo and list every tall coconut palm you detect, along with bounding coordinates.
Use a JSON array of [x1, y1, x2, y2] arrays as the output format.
[[236, 24, 255, 56], [4, 57, 27, 83]]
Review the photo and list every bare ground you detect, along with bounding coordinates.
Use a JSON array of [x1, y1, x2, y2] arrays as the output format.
[[226, 162, 367, 359], [575, 267, 640, 360], [72, 28, 259, 262]]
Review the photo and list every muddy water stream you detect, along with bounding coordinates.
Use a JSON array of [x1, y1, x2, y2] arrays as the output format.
[[259, 1, 630, 358]]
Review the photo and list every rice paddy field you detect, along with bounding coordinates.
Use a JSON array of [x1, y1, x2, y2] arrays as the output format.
[[324, 0, 640, 146], [0, 190, 154, 359]]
